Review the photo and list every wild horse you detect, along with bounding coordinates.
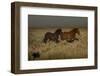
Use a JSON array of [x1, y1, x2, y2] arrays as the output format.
[[43, 29, 62, 43], [60, 28, 80, 42]]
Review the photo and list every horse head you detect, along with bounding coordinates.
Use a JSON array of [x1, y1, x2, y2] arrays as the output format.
[[73, 28, 80, 35], [54, 28, 62, 35]]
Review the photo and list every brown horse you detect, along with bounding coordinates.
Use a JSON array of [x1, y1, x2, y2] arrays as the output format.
[[60, 28, 80, 42], [43, 29, 62, 43]]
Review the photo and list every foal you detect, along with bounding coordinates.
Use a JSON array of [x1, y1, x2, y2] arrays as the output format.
[[60, 28, 80, 42]]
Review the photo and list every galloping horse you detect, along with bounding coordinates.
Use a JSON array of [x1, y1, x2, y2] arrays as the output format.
[[60, 28, 80, 42], [43, 29, 62, 43]]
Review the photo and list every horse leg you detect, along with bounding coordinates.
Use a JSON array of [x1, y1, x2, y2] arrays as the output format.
[[74, 37, 79, 41], [66, 38, 74, 43], [55, 39, 59, 43]]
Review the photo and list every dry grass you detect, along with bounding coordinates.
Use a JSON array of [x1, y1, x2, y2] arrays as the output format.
[[28, 28, 88, 60]]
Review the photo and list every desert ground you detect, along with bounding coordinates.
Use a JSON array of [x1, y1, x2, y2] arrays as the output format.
[[28, 28, 88, 60]]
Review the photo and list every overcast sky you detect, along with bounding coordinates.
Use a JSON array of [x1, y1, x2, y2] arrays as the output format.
[[28, 15, 88, 28]]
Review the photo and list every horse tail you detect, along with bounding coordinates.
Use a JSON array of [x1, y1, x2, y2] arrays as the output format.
[[43, 37, 46, 43], [43, 34, 48, 43]]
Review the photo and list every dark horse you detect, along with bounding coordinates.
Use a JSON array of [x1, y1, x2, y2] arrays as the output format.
[[43, 29, 62, 43], [60, 28, 80, 42]]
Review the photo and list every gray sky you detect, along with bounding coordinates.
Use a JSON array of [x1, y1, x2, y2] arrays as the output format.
[[28, 15, 88, 28]]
